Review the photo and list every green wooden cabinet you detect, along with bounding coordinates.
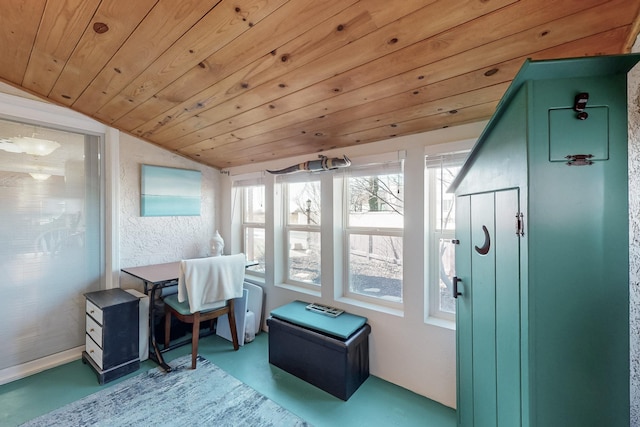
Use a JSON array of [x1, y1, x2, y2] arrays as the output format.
[[450, 54, 640, 427]]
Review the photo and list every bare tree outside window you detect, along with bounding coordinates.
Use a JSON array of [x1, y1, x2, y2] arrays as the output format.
[[347, 166, 403, 304]]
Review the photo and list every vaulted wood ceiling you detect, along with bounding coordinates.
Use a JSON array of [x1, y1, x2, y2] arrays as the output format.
[[2, 0, 639, 169]]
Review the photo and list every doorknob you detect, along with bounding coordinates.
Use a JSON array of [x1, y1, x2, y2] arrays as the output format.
[[453, 276, 462, 299]]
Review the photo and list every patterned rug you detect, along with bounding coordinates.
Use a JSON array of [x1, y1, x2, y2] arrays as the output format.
[[21, 355, 310, 427]]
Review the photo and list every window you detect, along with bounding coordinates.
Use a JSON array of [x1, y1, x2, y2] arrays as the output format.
[[426, 152, 467, 321], [345, 161, 403, 305], [242, 183, 265, 275], [283, 179, 321, 287]]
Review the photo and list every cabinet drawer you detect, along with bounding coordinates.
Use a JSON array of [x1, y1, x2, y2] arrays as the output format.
[[85, 315, 103, 346], [86, 299, 103, 324], [85, 335, 103, 369]]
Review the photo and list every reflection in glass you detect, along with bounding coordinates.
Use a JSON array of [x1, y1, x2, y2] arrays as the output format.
[[0, 117, 103, 369]]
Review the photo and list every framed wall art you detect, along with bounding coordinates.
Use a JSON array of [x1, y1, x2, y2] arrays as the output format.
[[140, 164, 201, 216]]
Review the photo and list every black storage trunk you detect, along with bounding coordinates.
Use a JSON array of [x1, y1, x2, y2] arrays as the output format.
[[267, 316, 370, 400]]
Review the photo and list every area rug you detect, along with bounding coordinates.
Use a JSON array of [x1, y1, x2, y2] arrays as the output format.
[[21, 355, 311, 426]]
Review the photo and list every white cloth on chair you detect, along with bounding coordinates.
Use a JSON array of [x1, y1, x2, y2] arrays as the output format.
[[177, 254, 246, 313]]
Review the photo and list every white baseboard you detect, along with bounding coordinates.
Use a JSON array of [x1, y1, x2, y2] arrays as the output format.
[[0, 346, 84, 386]]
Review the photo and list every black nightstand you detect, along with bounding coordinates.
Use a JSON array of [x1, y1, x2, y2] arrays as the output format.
[[82, 288, 139, 384]]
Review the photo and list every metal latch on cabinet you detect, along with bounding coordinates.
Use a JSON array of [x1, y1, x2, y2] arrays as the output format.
[[453, 276, 462, 299], [565, 154, 594, 166], [452, 238, 462, 299]]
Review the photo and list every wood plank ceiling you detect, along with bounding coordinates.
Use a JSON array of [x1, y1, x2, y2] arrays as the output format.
[[1, 0, 639, 169]]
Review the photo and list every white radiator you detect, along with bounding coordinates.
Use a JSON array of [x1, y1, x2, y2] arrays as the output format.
[[216, 282, 264, 345], [124, 288, 149, 361], [243, 282, 264, 335]]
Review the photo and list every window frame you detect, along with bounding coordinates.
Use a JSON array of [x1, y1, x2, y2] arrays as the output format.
[[426, 152, 468, 322], [240, 183, 266, 276]]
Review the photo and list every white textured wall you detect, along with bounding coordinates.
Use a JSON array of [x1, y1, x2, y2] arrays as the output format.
[[629, 37, 640, 427], [118, 133, 220, 291]]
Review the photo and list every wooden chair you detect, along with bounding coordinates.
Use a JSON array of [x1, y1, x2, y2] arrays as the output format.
[[163, 255, 245, 369], [164, 295, 239, 369]]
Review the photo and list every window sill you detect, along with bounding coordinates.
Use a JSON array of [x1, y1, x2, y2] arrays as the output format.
[[244, 275, 266, 287], [425, 316, 456, 331], [336, 296, 404, 318], [274, 282, 321, 298]]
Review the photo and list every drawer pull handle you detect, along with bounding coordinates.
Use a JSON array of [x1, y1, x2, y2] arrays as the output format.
[[89, 310, 94, 314], [89, 349, 94, 354], [89, 328, 94, 332]]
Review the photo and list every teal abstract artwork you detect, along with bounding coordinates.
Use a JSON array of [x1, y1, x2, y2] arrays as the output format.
[[141, 165, 201, 216]]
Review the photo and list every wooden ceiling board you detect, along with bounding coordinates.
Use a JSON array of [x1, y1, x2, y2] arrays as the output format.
[[71, 0, 224, 115], [199, 84, 509, 163], [186, 25, 632, 168], [0, 0, 47, 84], [21, 0, 101, 95], [95, 0, 289, 124], [141, 0, 516, 148], [103, 0, 360, 129], [200, 102, 501, 167], [1, 0, 639, 169], [48, 0, 159, 106], [113, 0, 364, 132], [138, 0, 615, 151], [150, 1, 596, 149], [132, 0, 387, 142]]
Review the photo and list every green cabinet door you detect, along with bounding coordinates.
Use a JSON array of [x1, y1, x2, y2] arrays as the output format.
[[457, 189, 521, 427]]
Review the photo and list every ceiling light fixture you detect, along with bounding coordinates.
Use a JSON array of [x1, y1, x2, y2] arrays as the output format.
[[29, 172, 52, 181], [0, 137, 61, 156]]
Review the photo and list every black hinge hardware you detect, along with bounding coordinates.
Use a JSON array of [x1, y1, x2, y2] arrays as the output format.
[[516, 213, 525, 237], [573, 92, 589, 120]]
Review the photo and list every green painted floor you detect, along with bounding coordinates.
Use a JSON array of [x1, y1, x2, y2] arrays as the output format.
[[0, 333, 456, 426]]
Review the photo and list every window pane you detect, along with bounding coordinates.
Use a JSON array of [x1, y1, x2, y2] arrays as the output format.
[[438, 238, 456, 313], [288, 230, 320, 285], [348, 172, 403, 227], [287, 181, 320, 225], [348, 234, 402, 302], [245, 226, 265, 274], [435, 165, 461, 231], [243, 185, 265, 223]]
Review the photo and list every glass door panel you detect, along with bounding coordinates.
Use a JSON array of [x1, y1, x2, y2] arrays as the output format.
[[0, 118, 103, 369]]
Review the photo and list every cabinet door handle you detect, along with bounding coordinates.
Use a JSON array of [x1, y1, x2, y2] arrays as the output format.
[[453, 276, 463, 298]]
